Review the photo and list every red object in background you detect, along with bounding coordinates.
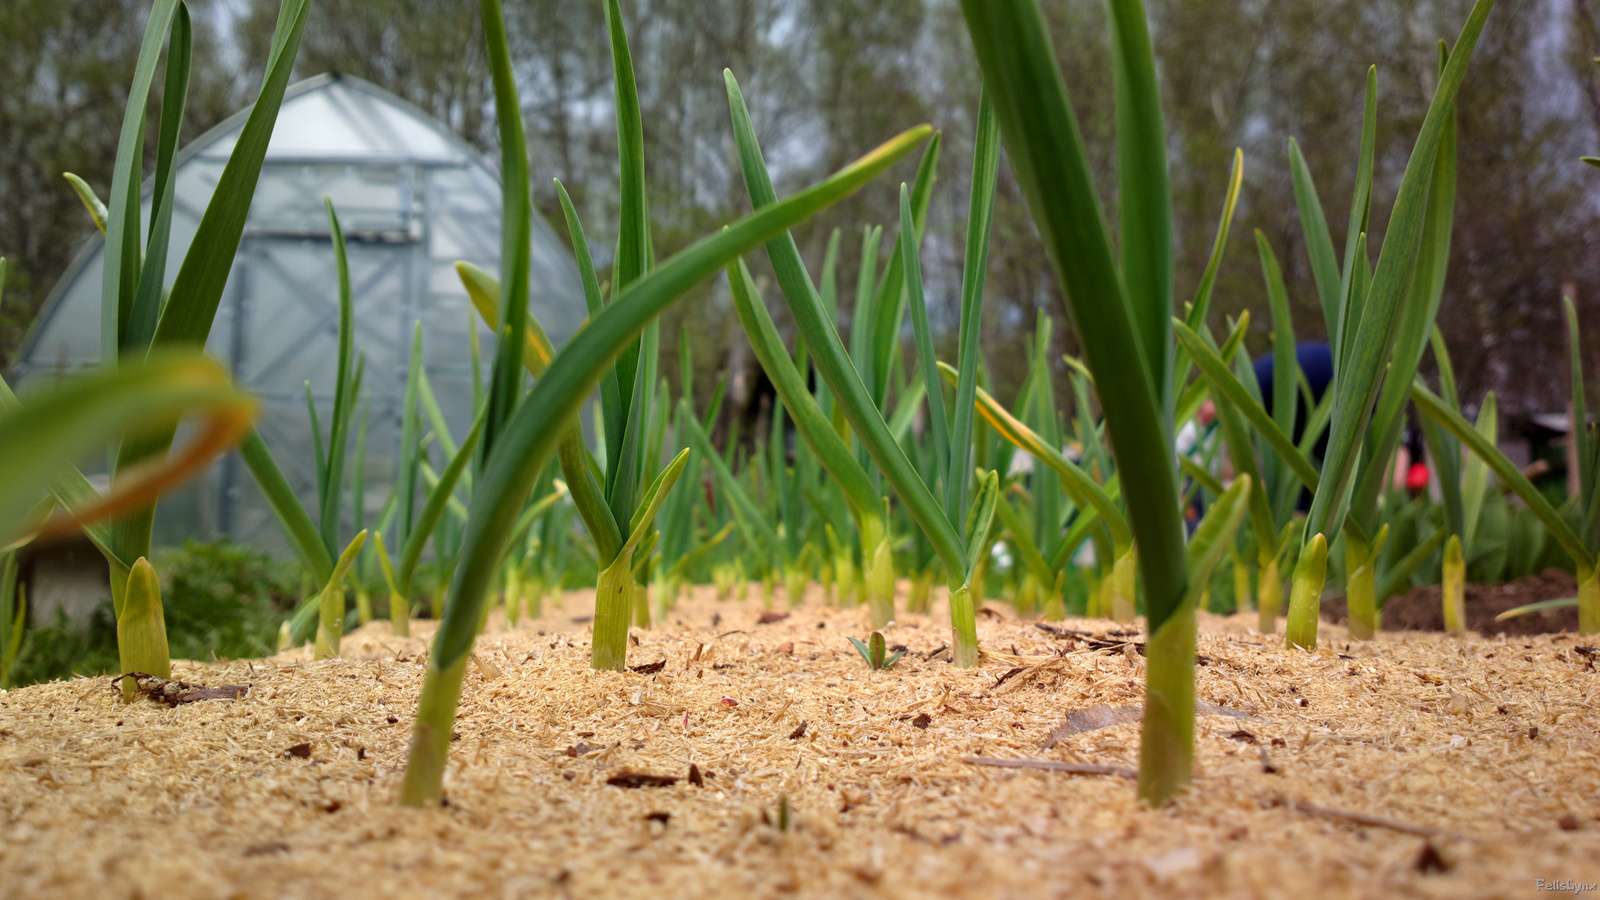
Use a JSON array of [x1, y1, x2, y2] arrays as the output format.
[[1406, 461, 1430, 494]]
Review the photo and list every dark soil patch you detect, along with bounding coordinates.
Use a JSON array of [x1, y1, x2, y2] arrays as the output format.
[[1321, 569, 1579, 635]]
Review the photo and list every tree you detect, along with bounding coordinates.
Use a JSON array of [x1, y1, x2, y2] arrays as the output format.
[[7, 0, 1597, 425], [0, 0, 240, 368]]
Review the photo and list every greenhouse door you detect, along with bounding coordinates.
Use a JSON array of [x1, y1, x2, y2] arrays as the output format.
[[220, 231, 416, 549]]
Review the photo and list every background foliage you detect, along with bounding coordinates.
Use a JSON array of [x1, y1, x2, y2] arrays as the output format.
[[2, 0, 1592, 419], [13, 539, 299, 684]]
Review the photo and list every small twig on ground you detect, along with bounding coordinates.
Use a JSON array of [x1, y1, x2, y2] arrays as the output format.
[[1033, 622, 1147, 654], [1277, 797, 1470, 841], [961, 756, 1137, 778], [964, 758, 1469, 840]]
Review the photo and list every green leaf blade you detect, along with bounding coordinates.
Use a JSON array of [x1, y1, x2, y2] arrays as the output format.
[[1305, 0, 1497, 547], [947, 91, 1000, 524], [959, 0, 1187, 638], [103, 0, 181, 360], [1108, 0, 1174, 400]]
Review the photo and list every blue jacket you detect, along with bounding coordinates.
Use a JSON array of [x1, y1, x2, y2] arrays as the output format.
[[1253, 342, 1333, 510]]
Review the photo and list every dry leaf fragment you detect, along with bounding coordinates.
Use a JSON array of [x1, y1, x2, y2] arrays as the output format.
[[606, 771, 678, 789], [1414, 843, 1453, 874], [117, 673, 249, 706], [994, 666, 1027, 688]]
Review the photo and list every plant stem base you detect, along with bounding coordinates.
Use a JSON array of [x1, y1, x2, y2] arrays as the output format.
[[592, 550, 635, 671], [1285, 535, 1328, 650], [949, 584, 979, 668], [1138, 603, 1195, 805], [1580, 567, 1599, 636]]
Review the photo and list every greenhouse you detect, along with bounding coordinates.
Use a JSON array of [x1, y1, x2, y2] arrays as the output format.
[[11, 73, 585, 549]]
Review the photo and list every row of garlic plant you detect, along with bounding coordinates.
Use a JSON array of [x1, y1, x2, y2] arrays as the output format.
[[399, 0, 1505, 808], [26, 0, 1544, 814], [1172, 7, 1486, 649], [31, 0, 1177, 675], [394, 0, 935, 805]]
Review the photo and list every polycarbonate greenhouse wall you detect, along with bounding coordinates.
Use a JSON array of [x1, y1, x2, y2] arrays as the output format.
[[12, 74, 584, 551]]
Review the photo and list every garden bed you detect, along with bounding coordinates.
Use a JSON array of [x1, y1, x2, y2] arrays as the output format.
[[2, 584, 1596, 898], [1322, 569, 1581, 636]]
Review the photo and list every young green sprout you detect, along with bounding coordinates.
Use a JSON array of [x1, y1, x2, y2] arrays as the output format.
[[848, 632, 906, 671], [455, 0, 699, 669], [959, 0, 1191, 803], [117, 559, 169, 699], [1416, 327, 1492, 633], [1441, 535, 1467, 634], [461, 253, 690, 668], [1177, 4, 1492, 646], [1280, 16, 1487, 645], [314, 531, 369, 660], [372, 532, 407, 637], [961, 0, 1290, 805], [0, 343, 255, 700], [1284, 534, 1328, 650]]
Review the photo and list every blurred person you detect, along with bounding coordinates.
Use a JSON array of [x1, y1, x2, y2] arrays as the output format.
[[1253, 342, 1334, 511]]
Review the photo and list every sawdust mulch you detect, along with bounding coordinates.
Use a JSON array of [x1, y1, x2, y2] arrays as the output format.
[[1, 583, 1596, 899]]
